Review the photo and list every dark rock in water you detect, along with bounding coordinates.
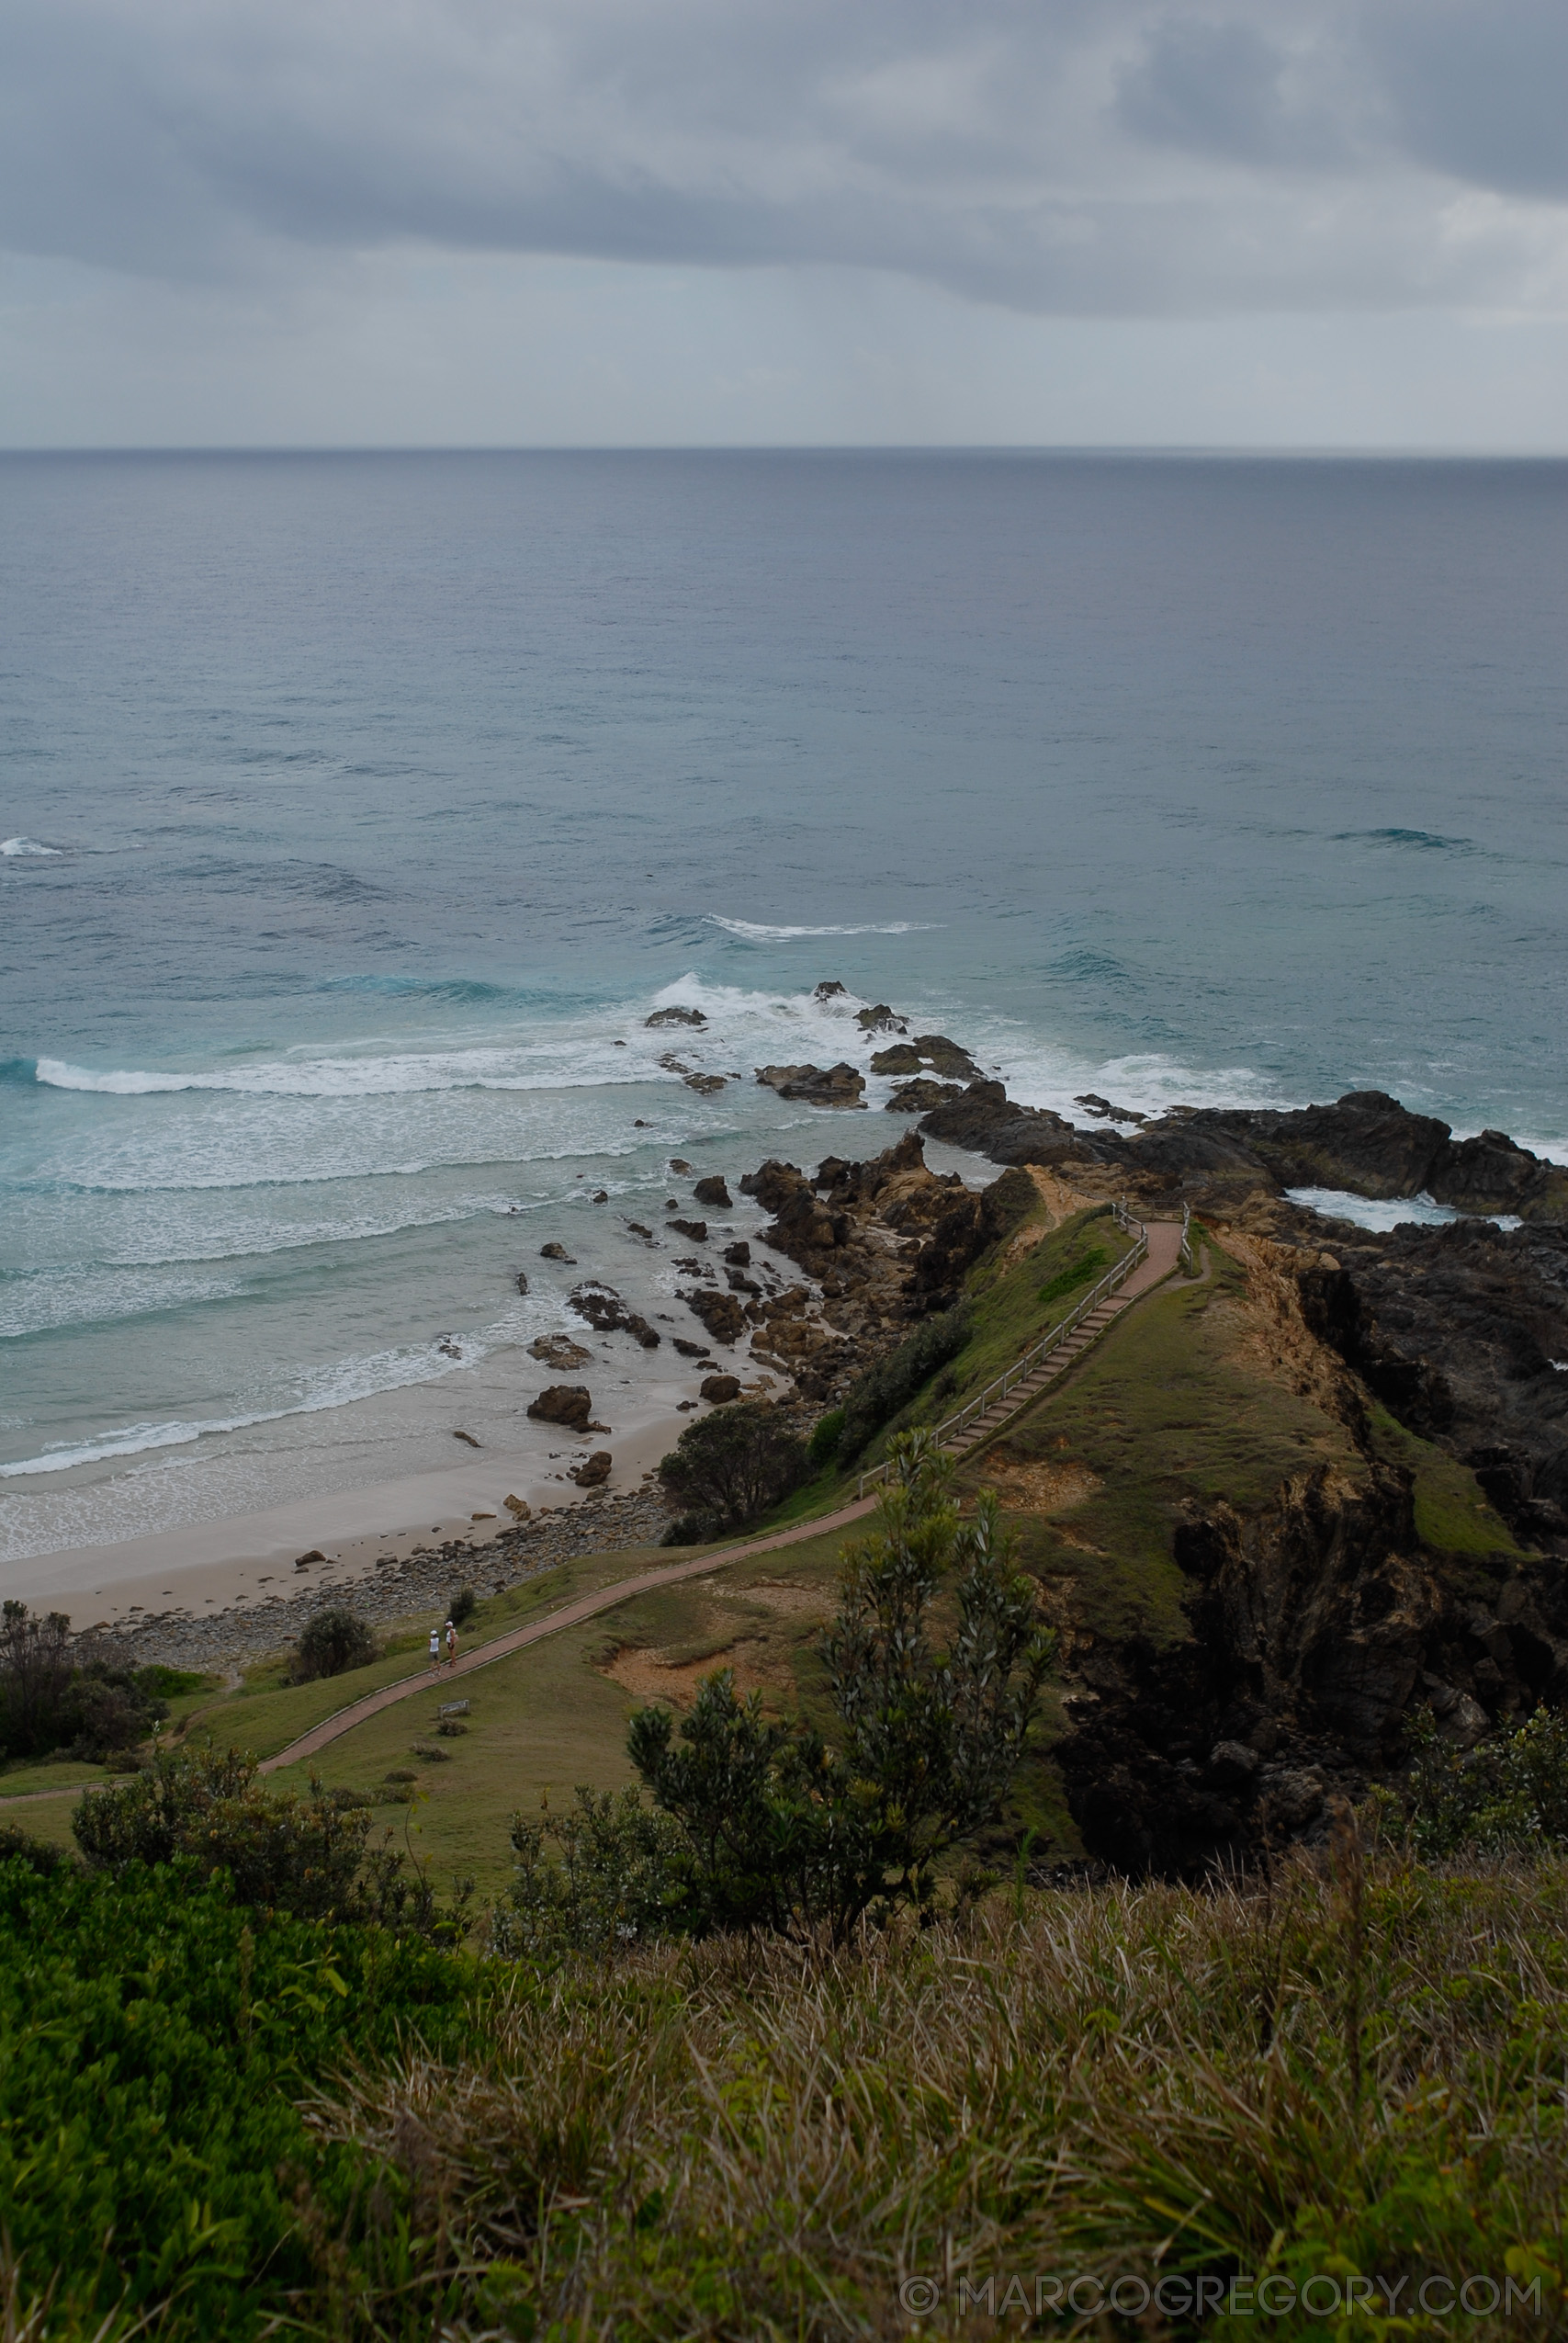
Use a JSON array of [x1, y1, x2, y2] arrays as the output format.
[[911, 1034, 983, 1081], [514, 1271, 529, 1294], [754, 1062, 867, 1108], [569, 1449, 613, 1487], [668, 1217, 708, 1242], [528, 1332, 592, 1369], [568, 1282, 661, 1346], [813, 979, 849, 1002], [886, 1077, 960, 1113], [527, 1385, 592, 1429], [669, 1159, 694, 1174], [591, 1189, 609, 1203], [452, 1430, 480, 1448], [682, 1287, 747, 1345], [856, 1003, 908, 1035], [1076, 1092, 1147, 1125], [672, 1337, 711, 1358], [919, 1080, 1084, 1167], [723, 1240, 750, 1266], [871, 1042, 924, 1075], [726, 1268, 761, 1296], [1111, 1092, 1568, 1220], [693, 1174, 732, 1208], [539, 1241, 576, 1262], [700, 1374, 742, 1403], [647, 1006, 706, 1026], [626, 1221, 653, 1239], [683, 1073, 727, 1095]]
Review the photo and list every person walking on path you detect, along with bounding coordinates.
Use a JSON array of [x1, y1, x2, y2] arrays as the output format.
[[445, 1618, 458, 1670], [428, 1625, 442, 1674]]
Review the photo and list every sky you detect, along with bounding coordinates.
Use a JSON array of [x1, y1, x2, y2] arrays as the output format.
[[2, 0, 1566, 447]]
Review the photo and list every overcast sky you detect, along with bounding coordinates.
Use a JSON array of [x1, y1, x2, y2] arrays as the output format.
[[3, 0, 1566, 447]]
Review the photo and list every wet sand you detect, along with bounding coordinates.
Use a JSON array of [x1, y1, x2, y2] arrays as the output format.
[[0, 1379, 750, 1630]]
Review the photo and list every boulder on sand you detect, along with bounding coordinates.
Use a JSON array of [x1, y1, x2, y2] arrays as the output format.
[[569, 1449, 613, 1487], [526, 1385, 592, 1430], [682, 1288, 747, 1345], [700, 1374, 742, 1403], [527, 1332, 592, 1369]]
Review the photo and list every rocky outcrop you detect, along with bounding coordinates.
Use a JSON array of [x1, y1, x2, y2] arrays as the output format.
[[873, 1034, 982, 1081], [668, 1218, 707, 1243], [527, 1333, 592, 1370], [1294, 1217, 1568, 1550], [1045, 1242, 1568, 1878], [856, 1003, 908, 1035], [885, 1078, 961, 1113], [526, 1385, 592, 1429], [700, 1374, 741, 1403], [919, 1081, 1089, 1168], [755, 1062, 867, 1108], [569, 1449, 613, 1488], [682, 1288, 748, 1346], [647, 1006, 705, 1027], [539, 1241, 576, 1262], [568, 1283, 660, 1348], [693, 1176, 733, 1208]]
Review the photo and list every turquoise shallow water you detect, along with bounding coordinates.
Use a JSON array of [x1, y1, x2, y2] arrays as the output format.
[[2, 450, 1564, 1561]]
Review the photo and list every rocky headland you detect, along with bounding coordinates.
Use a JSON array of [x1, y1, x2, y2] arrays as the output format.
[[90, 984, 1568, 1879]]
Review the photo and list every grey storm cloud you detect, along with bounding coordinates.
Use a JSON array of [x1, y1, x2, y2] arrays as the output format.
[[1, 0, 1564, 314]]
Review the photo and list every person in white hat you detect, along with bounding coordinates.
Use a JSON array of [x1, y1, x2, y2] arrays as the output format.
[[428, 1624, 442, 1673]]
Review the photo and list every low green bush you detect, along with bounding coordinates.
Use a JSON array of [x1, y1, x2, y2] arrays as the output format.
[[806, 1405, 846, 1466], [0, 1852, 484, 2337], [656, 1400, 807, 1532], [290, 1604, 378, 1683], [1397, 1703, 1568, 1859], [833, 1304, 969, 1464]]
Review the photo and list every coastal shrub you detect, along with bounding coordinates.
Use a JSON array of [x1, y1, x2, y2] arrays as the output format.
[[290, 1603, 378, 1682], [0, 1850, 483, 2338], [806, 1405, 846, 1466], [587, 1436, 1054, 1945], [446, 1585, 478, 1629], [71, 1742, 472, 1933], [660, 1510, 721, 1546], [495, 1786, 688, 1958], [1397, 1703, 1568, 1859], [833, 1303, 969, 1463], [656, 1400, 807, 1532], [0, 1599, 155, 1762], [0, 1821, 72, 1877]]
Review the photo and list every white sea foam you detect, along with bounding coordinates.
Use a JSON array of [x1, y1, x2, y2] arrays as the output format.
[[706, 916, 942, 939], [0, 1335, 483, 1478], [1286, 1187, 1522, 1234], [1, 837, 62, 857]]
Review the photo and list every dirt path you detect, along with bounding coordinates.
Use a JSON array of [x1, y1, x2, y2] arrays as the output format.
[[258, 1221, 1193, 1776], [256, 1495, 881, 1774], [4, 1226, 1193, 1805]]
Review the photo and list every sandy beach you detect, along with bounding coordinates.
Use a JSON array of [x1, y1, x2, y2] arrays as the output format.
[[0, 1378, 727, 1631]]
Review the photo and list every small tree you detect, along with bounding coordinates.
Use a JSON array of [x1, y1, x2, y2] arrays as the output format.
[[624, 1431, 1055, 1942], [291, 1606, 378, 1684], [657, 1401, 807, 1534]]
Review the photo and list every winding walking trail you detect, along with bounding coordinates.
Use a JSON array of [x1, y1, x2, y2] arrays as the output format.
[[2, 1219, 1191, 1805], [257, 1217, 1190, 1776]]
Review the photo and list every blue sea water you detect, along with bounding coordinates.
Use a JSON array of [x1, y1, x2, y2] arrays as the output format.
[[2, 449, 1564, 1566]]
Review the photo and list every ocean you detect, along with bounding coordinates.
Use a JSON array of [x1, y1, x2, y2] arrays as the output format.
[[3, 449, 1564, 1568]]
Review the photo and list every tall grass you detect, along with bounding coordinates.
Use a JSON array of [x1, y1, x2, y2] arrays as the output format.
[[298, 1845, 1568, 2337]]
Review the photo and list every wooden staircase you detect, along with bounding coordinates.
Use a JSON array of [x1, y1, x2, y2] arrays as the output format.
[[944, 1290, 1134, 1457]]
